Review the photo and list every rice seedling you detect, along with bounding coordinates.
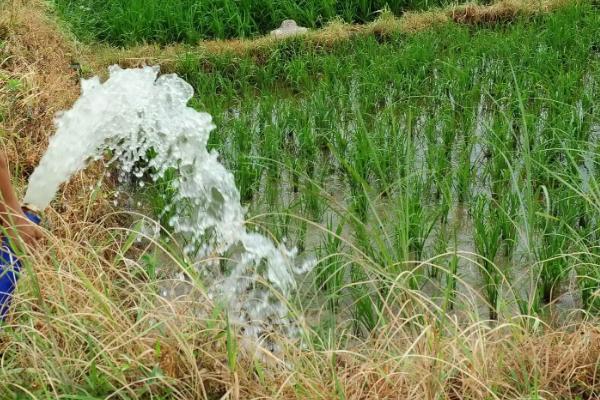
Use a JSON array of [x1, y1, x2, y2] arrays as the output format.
[[314, 219, 346, 311], [533, 187, 580, 304], [497, 191, 519, 257], [349, 267, 382, 334], [443, 228, 460, 311], [472, 194, 504, 320], [300, 171, 326, 222], [397, 176, 441, 262], [456, 138, 474, 203]]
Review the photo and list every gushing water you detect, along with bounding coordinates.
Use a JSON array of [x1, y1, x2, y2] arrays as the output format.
[[25, 66, 313, 338]]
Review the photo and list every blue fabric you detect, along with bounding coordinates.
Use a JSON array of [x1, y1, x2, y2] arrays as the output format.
[[0, 211, 40, 320]]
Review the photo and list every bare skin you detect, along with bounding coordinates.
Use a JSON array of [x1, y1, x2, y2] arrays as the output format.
[[0, 152, 42, 246]]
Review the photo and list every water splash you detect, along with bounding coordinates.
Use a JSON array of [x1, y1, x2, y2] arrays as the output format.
[[25, 65, 313, 338]]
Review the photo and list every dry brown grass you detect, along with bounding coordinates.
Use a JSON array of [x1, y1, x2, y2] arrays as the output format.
[[447, 0, 570, 24], [5, 216, 600, 398], [0, 0, 79, 163], [0, 0, 120, 230]]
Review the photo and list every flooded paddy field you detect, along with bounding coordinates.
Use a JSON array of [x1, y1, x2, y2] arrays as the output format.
[[144, 4, 600, 331]]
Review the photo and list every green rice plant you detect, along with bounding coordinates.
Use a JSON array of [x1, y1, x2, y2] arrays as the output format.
[[329, 127, 372, 222], [443, 229, 460, 312], [395, 176, 440, 262], [349, 264, 381, 334], [533, 187, 581, 304], [314, 219, 346, 311], [370, 108, 405, 194], [231, 119, 263, 203], [264, 170, 281, 209], [300, 176, 325, 222], [455, 139, 474, 203], [472, 194, 503, 320], [496, 190, 519, 258], [437, 173, 453, 225], [486, 115, 517, 199], [536, 228, 568, 305], [423, 111, 455, 203], [262, 209, 296, 244], [430, 218, 450, 279]]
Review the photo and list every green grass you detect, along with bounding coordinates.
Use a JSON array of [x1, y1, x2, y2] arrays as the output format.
[[163, 3, 600, 324], [51, 0, 459, 45]]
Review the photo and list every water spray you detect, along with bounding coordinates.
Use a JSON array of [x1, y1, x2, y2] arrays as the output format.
[[25, 65, 314, 340]]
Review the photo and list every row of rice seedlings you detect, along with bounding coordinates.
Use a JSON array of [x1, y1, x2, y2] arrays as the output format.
[[155, 92, 599, 324], [252, 103, 593, 320], [395, 176, 442, 263], [544, 137, 600, 314]]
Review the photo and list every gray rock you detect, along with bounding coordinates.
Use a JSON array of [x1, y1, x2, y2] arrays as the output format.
[[270, 20, 308, 38]]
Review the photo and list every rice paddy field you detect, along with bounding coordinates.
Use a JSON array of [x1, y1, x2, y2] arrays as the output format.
[[1, 0, 600, 398]]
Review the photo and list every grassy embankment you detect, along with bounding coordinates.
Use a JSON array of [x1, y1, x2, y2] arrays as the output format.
[[2, 0, 600, 398], [52, 0, 463, 45]]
